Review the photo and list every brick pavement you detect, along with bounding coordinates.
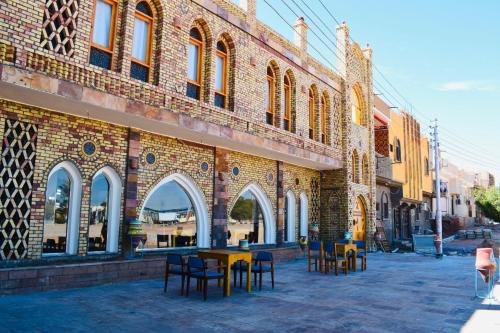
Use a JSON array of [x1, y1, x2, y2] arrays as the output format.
[[0, 253, 498, 333]]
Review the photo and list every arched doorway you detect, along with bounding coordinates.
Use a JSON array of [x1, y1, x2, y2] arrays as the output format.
[[353, 196, 366, 240], [299, 192, 309, 238], [284, 191, 296, 242]]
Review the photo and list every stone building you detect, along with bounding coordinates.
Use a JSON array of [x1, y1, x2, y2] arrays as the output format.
[[0, 0, 375, 264]]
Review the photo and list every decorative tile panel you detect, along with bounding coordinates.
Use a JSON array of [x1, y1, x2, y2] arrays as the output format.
[[40, 0, 79, 57]]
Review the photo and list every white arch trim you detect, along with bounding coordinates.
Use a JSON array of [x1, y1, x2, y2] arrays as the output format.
[[237, 183, 276, 244], [139, 173, 210, 248], [299, 192, 308, 238], [44, 161, 82, 256], [93, 166, 122, 254], [285, 190, 296, 242]]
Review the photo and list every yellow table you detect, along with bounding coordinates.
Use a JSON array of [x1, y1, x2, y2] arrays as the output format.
[[198, 249, 252, 296], [337, 243, 357, 272]]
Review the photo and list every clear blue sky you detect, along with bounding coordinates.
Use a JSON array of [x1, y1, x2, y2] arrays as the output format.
[[253, 0, 500, 182]]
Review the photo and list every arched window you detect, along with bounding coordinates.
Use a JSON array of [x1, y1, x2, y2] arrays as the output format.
[[140, 180, 198, 249], [42, 162, 82, 256], [284, 191, 296, 242], [214, 40, 228, 108], [381, 192, 389, 220], [89, 0, 118, 69], [395, 138, 402, 162], [299, 192, 308, 238], [187, 27, 203, 100], [266, 66, 275, 125], [352, 150, 359, 183], [229, 190, 265, 245], [351, 85, 363, 126], [309, 87, 315, 140], [131, 1, 154, 82], [88, 167, 121, 253], [283, 73, 291, 131], [321, 93, 328, 144], [425, 158, 430, 175], [362, 154, 369, 185]]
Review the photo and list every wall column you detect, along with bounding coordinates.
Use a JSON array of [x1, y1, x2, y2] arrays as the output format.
[[122, 128, 140, 255], [212, 147, 229, 249], [276, 161, 285, 246]]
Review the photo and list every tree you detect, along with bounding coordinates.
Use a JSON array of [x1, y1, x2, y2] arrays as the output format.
[[230, 198, 254, 222], [474, 187, 500, 222]]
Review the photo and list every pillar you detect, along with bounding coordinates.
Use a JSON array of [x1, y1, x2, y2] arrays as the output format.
[[122, 128, 140, 255], [212, 147, 229, 249], [276, 161, 285, 246]]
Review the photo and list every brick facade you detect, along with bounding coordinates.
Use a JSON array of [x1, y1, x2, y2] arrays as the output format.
[[0, 0, 376, 265]]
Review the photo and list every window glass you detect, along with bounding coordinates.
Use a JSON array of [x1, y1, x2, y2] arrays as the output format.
[[215, 54, 224, 91], [92, 0, 113, 48], [188, 43, 199, 82], [141, 181, 197, 249], [228, 191, 265, 245], [43, 169, 71, 254], [266, 79, 271, 111], [89, 174, 110, 252], [132, 17, 149, 62]]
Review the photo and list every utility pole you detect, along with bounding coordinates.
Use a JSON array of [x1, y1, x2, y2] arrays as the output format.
[[432, 120, 443, 258]]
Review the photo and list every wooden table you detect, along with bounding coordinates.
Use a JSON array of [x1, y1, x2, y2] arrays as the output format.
[[198, 249, 252, 297], [337, 243, 357, 272]]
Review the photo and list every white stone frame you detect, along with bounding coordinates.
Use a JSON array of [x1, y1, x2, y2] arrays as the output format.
[[299, 192, 309, 238], [89, 166, 122, 254], [285, 190, 296, 242], [43, 161, 82, 256], [139, 173, 210, 249], [232, 183, 276, 245]]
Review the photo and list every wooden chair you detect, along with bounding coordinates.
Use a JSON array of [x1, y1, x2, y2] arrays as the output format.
[[323, 240, 335, 274], [333, 243, 349, 276], [164, 253, 186, 295], [186, 256, 226, 301], [354, 240, 368, 271], [252, 251, 275, 291], [308, 240, 322, 272]]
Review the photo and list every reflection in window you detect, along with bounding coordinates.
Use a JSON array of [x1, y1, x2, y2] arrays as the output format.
[[228, 191, 264, 245], [141, 181, 197, 249], [89, 174, 110, 252], [43, 169, 71, 254]]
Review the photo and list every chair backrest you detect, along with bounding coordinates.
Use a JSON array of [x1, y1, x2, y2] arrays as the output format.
[[166, 253, 183, 266], [476, 248, 494, 270], [256, 251, 273, 263], [334, 243, 345, 258], [354, 240, 366, 250], [337, 239, 348, 244], [309, 240, 321, 251], [188, 256, 206, 271], [324, 240, 334, 254]]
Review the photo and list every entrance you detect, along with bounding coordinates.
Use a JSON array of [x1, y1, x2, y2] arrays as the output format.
[[353, 196, 366, 240]]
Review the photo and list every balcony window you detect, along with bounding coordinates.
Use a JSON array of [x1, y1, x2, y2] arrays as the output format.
[[131, 1, 153, 82], [283, 74, 291, 131], [214, 41, 227, 108], [187, 27, 203, 100], [309, 88, 315, 140], [90, 0, 117, 69], [266, 66, 275, 125]]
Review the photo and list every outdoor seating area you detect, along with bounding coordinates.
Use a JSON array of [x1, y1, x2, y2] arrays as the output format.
[[164, 249, 275, 301], [307, 240, 368, 276]]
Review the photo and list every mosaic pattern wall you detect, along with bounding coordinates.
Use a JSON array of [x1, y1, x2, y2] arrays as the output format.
[[0, 119, 38, 260]]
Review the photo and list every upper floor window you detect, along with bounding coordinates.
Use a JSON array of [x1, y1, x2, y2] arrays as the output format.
[[425, 158, 430, 175], [283, 74, 291, 131], [90, 0, 117, 69], [187, 27, 203, 100], [352, 149, 359, 183], [131, 1, 153, 82], [214, 41, 228, 109], [395, 139, 402, 162], [321, 93, 327, 144], [266, 66, 275, 126], [351, 85, 364, 126], [308, 88, 315, 140]]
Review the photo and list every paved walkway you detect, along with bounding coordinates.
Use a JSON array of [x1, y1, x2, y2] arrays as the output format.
[[0, 253, 498, 333]]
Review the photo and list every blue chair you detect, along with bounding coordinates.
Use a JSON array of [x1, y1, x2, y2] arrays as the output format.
[[186, 256, 226, 301], [164, 254, 185, 295], [308, 240, 322, 272], [354, 240, 367, 271], [231, 260, 249, 288], [324, 241, 348, 275], [252, 251, 275, 290]]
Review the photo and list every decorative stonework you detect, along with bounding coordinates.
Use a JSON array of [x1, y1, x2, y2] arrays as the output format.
[[0, 119, 38, 260], [141, 148, 159, 169], [198, 159, 211, 177], [40, 0, 79, 57], [79, 136, 100, 161]]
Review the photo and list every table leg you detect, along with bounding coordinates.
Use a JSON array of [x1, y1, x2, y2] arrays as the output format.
[[225, 259, 232, 297], [218, 259, 223, 288], [246, 258, 252, 293], [353, 251, 357, 271], [319, 242, 324, 272]]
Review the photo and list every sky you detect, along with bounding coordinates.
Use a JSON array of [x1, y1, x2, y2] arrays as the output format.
[[252, 0, 500, 183]]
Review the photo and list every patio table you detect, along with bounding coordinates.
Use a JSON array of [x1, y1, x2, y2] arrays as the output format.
[[198, 249, 252, 296], [337, 243, 357, 272]]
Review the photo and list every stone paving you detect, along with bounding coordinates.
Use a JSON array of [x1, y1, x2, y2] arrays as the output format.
[[0, 253, 498, 333]]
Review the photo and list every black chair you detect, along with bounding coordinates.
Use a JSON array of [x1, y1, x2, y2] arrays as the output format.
[[186, 256, 226, 301], [252, 251, 275, 291], [308, 240, 321, 272], [232, 260, 249, 288], [164, 254, 186, 295]]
